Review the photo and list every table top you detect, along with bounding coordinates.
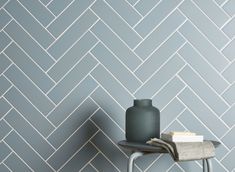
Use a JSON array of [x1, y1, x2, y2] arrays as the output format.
[[118, 140, 220, 153]]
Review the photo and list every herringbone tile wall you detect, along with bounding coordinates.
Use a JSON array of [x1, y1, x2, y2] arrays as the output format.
[[0, 0, 234, 171]]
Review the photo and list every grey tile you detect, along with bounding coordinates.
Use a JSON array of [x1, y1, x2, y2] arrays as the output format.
[[179, 0, 228, 49], [135, 10, 185, 60], [4, 87, 54, 137], [4, 131, 54, 172], [48, 10, 98, 60], [0, 53, 11, 74], [222, 83, 235, 105], [91, 43, 141, 93], [147, 154, 174, 172], [221, 149, 235, 171], [164, 120, 185, 133], [179, 65, 228, 115], [178, 88, 228, 138], [222, 17, 235, 39], [222, 61, 235, 83], [4, 153, 31, 172], [5, 43, 54, 93], [47, 0, 73, 16], [178, 161, 202, 172], [153, 77, 185, 110], [168, 164, 183, 172], [214, 0, 227, 5], [81, 164, 96, 172], [47, 121, 98, 170], [193, 0, 229, 28], [0, 120, 11, 140], [0, 98, 11, 118], [222, 38, 235, 61], [222, 105, 235, 127], [0, 164, 10, 172], [5, 109, 54, 159], [48, 98, 98, 148], [0, 141, 11, 161], [91, 65, 134, 109], [5, 0, 54, 48], [48, 0, 94, 37], [39, 0, 50, 5], [223, 0, 235, 16], [0, 9, 11, 30], [179, 21, 228, 72], [18, 0, 54, 26], [210, 158, 227, 172], [0, 31, 10, 52], [0, 0, 8, 7], [60, 142, 98, 172], [134, 0, 182, 37], [4, 21, 54, 71], [91, 153, 119, 172], [91, 20, 141, 70], [48, 54, 97, 104], [135, 32, 185, 81], [91, 87, 125, 130], [48, 32, 97, 82], [91, 0, 141, 49], [5, 65, 54, 114], [134, 0, 160, 16], [179, 43, 228, 94], [47, 76, 97, 126], [135, 54, 185, 98], [126, 0, 138, 5], [222, 127, 235, 149], [0, 75, 11, 97]]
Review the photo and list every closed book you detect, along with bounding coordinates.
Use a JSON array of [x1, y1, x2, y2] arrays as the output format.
[[161, 133, 203, 142]]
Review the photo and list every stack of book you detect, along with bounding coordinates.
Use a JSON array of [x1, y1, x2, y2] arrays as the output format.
[[161, 131, 203, 142]]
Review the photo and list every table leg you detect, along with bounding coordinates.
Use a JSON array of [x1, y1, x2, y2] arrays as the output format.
[[203, 159, 206, 172], [128, 152, 144, 172], [206, 159, 213, 172]]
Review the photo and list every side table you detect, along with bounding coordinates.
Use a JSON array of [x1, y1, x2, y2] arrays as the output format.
[[118, 140, 220, 172]]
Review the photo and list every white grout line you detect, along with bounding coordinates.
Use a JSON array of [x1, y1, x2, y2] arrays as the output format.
[[78, 152, 100, 172], [123, 0, 143, 18]]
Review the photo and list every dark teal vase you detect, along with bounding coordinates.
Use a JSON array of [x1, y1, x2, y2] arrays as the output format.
[[125, 99, 160, 143]]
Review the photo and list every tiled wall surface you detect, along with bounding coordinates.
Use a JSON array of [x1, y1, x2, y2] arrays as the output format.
[[0, 0, 234, 171]]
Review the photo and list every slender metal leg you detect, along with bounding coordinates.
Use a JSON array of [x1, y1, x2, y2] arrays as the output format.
[[203, 159, 206, 172], [128, 152, 144, 172], [206, 159, 213, 172]]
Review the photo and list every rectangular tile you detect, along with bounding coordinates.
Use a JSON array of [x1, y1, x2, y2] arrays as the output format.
[[91, 21, 141, 70], [18, 0, 54, 26], [222, 38, 235, 61], [147, 154, 174, 172], [47, 0, 73, 16], [0, 53, 11, 74], [126, 0, 138, 5], [221, 149, 235, 171], [91, 153, 119, 172], [0, 75, 11, 97], [222, 105, 235, 127], [5, 109, 54, 160], [0, 0, 8, 7], [91, 0, 141, 49], [91, 131, 128, 172], [91, 87, 125, 130], [48, 32, 97, 82], [0, 31, 11, 52], [178, 161, 202, 172], [0, 120, 11, 140], [91, 65, 134, 109], [5, 43, 54, 93], [135, 32, 185, 81], [4, 131, 54, 172], [48, 54, 97, 104], [81, 164, 96, 172], [4, 153, 31, 172], [4, 87, 54, 137], [222, 127, 235, 149], [222, 84, 235, 105], [5, 0, 54, 48], [0, 164, 10, 172], [5, 65, 54, 114], [222, 61, 235, 83], [91, 43, 141, 93], [105, 0, 141, 26], [135, 10, 185, 60], [178, 87, 228, 138], [0, 98, 11, 118], [60, 143, 98, 172], [135, 54, 185, 98], [179, 65, 228, 115], [5, 21, 54, 71], [39, 0, 50, 5], [179, 0, 228, 49], [48, 10, 98, 60], [0, 9, 11, 30], [48, 0, 94, 37], [0, 141, 11, 162], [48, 98, 98, 148], [193, 0, 229, 28], [179, 21, 228, 72], [178, 110, 228, 159], [222, 18, 235, 39], [47, 121, 98, 170], [134, 0, 160, 16], [223, 0, 235, 16], [153, 77, 185, 110], [179, 43, 228, 94], [134, 0, 182, 37]]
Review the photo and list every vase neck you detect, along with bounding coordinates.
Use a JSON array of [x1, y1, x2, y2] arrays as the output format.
[[134, 99, 152, 107]]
